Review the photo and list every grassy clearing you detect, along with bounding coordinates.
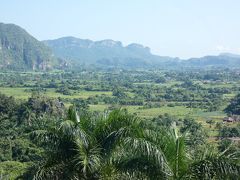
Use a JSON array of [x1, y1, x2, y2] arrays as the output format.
[[223, 93, 236, 99], [89, 104, 109, 111], [45, 89, 112, 99], [0, 87, 112, 100], [125, 105, 195, 118], [0, 87, 30, 99], [133, 80, 182, 88], [198, 82, 237, 89], [89, 104, 226, 122]]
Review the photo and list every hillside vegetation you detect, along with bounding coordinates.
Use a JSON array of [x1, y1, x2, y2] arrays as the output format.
[[0, 23, 56, 70]]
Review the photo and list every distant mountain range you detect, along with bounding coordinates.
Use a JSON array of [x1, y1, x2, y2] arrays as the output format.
[[184, 54, 240, 68], [0, 23, 56, 70], [43, 37, 177, 68], [44, 37, 240, 68], [0, 22, 240, 70]]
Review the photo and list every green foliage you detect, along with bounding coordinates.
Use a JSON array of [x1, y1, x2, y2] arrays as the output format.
[[17, 93, 65, 125], [27, 108, 239, 179], [187, 145, 240, 179], [0, 93, 17, 115], [225, 93, 240, 115], [56, 85, 72, 95], [219, 125, 240, 138], [180, 118, 207, 147], [151, 113, 176, 127], [112, 87, 127, 98], [0, 94, 63, 173], [0, 161, 29, 179], [155, 76, 166, 83]]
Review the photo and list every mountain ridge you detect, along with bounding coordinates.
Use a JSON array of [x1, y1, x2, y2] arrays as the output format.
[[44, 36, 240, 68], [1, 22, 240, 70], [0, 23, 56, 70], [43, 36, 177, 67]]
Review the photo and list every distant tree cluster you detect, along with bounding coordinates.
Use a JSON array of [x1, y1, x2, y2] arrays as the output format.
[[225, 93, 240, 115]]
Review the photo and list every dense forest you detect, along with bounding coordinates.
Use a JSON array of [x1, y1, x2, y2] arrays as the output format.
[[0, 67, 240, 179]]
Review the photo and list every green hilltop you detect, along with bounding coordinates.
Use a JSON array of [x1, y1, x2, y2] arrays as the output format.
[[0, 23, 56, 70]]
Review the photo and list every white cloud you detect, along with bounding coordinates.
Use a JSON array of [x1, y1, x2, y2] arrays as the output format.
[[215, 46, 240, 55], [216, 45, 230, 51]]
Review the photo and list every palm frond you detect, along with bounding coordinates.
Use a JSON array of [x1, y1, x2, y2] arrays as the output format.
[[72, 138, 102, 179]]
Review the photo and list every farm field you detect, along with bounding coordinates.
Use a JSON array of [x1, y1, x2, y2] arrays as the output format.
[[0, 69, 239, 141], [0, 87, 112, 99]]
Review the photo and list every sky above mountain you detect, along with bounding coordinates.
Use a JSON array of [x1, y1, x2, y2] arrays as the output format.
[[1, 0, 240, 58]]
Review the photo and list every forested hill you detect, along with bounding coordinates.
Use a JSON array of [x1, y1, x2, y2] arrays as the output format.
[[0, 23, 56, 70], [43, 36, 178, 67]]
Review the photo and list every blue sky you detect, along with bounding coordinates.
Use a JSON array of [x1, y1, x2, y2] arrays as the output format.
[[1, 0, 240, 58]]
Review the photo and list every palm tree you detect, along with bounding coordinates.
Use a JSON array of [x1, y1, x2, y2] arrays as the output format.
[[31, 107, 240, 180], [31, 108, 168, 179], [95, 109, 170, 179], [107, 122, 190, 179], [186, 144, 240, 179], [31, 106, 97, 179]]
